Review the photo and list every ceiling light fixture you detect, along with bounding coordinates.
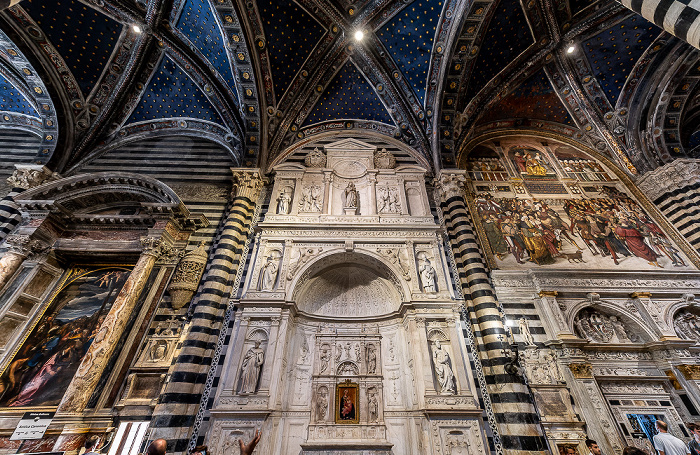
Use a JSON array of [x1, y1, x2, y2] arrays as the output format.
[[132, 24, 142, 33], [566, 45, 576, 54], [354, 30, 364, 41]]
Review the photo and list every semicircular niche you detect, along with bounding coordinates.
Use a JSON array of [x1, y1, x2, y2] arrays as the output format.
[[296, 265, 400, 318]]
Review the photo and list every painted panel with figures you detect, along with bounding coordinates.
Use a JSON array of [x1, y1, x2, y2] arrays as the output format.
[[468, 142, 693, 270]]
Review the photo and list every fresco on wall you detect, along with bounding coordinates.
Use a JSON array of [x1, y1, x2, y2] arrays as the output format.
[[0, 267, 131, 407], [470, 143, 693, 270], [475, 187, 691, 270], [467, 146, 509, 181]]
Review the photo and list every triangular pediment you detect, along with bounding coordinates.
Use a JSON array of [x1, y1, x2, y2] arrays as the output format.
[[323, 138, 377, 153]]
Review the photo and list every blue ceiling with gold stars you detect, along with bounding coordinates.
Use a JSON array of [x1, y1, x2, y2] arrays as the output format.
[[21, 0, 121, 97], [0, 73, 39, 117], [258, 1, 325, 100], [583, 14, 661, 106], [377, 0, 443, 106], [127, 56, 224, 125], [303, 62, 393, 126], [176, 0, 238, 97], [463, 0, 534, 102]]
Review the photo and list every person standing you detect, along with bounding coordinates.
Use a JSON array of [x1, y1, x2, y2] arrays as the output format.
[[653, 420, 690, 455], [586, 439, 602, 455], [687, 423, 700, 455]]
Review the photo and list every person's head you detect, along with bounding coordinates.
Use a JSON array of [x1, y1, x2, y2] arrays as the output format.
[[585, 439, 601, 455], [563, 445, 577, 455], [623, 446, 649, 455], [690, 423, 700, 439], [146, 439, 167, 455], [656, 420, 668, 433], [190, 445, 207, 455], [85, 435, 100, 451], [688, 423, 697, 432]]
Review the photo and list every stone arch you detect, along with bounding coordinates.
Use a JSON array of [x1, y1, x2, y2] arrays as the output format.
[[290, 249, 409, 318]]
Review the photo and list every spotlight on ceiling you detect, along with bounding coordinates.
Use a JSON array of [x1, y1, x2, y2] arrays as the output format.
[[566, 45, 576, 54], [132, 24, 142, 33], [354, 30, 364, 41]]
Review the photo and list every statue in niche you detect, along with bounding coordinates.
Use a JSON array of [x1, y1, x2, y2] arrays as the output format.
[[335, 343, 343, 361], [368, 388, 379, 422], [258, 255, 279, 291], [518, 317, 535, 346], [238, 341, 265, 394], [317, 386, 328, 421], [419, 258, 437, 293], [320, 344, 331, 373], [574, 309, 639, 343], [299, 184, 322, 212], [354, 343, 361, 362], [367, 344, 377, 374], [276, 190, 292, 214], [432, 340, 456, 395], [674, 310, 700, 342], [343, 182, 358, 209]]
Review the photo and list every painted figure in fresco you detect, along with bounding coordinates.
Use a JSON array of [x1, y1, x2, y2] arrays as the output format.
[[0, 268, 129, 407], [238, 341, 265, 394], [513, 152, 527, 173], [339, 389, 356, 420], [525, 152, 548, 176], [433, 340, 456, 395], [473, 188, 683, 269]]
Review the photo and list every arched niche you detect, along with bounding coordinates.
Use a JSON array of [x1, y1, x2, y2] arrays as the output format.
[[461, 135, 694, 271], [571, 305, 652, 344], [291, 251, 405, 319]]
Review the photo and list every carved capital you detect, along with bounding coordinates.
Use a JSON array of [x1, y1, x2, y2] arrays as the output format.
[[568, 362, 593, 379], [140, 237, 173, 259], [5, 234, 51, 258], [6, 165, 59, 190], [231, 168, 265, 200], [435, 171, 467, 202], [168, 242, 208, 310], [677, 364, 700, 380]]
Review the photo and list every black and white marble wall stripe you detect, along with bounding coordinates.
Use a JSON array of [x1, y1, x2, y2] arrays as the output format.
[[637, 159, 700, 252], [437, 171, 548, 454], [618, 0, 700, 48]]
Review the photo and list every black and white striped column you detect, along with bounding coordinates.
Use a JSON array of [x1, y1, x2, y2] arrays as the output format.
[[0, 165, 58, 243], [437, 171, 548, 454], [637, 158, 700, 253], [146, 169, 263, 454], [618, 0, 700, 48]]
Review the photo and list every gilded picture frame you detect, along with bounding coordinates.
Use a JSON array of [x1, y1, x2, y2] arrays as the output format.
[[335, 382, 359, 424]]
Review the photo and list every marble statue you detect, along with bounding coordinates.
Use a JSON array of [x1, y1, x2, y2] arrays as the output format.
[[320, 345, 331, 373], [368, 389, 379, 422], [317, 387, 328, 421], [420, 259, 437, 293], [277, 190, 291, 214], [238, 341, 265, 394], [344, 182, 358, 208], [432, 340, 455, 394], [258, 255, 279, 291], [367, 344, 377, 374], [518, 317, 535, 346]]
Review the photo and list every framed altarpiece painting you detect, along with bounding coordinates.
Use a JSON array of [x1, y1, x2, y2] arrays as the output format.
[[335, 382, 359, 424]]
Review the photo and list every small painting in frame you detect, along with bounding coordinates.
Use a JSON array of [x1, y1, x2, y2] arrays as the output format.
[[335, 381, 359, 424]]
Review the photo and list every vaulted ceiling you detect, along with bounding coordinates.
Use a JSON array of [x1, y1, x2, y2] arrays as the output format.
[[0, 0, 695, 177]]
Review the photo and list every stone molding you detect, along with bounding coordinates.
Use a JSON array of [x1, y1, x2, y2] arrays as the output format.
[[636, 158, 700, 201]]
